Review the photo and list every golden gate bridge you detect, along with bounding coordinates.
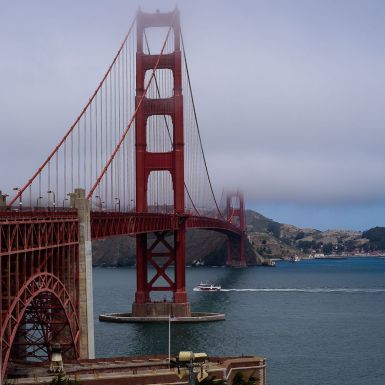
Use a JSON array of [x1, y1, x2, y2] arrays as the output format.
[[0, 9, 246, 381]]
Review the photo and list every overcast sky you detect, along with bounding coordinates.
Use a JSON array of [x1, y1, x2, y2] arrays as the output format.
[[1, 0, 385, 230]]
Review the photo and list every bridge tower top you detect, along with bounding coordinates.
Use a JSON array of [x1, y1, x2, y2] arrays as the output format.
[[226, 191, 245, 232], [135, 8, 184, 214], [226, 191, 246, 267]]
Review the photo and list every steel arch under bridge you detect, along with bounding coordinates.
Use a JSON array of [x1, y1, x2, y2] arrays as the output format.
[[0, 211, 80, 381]]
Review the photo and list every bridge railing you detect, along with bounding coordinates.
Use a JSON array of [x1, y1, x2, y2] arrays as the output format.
[[0, 209, 78, 221]]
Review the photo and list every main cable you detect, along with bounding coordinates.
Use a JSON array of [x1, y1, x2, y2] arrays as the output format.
[[87, 22, 175, 199], [180, 32, 224, 219], [143, 30, 200, 216]]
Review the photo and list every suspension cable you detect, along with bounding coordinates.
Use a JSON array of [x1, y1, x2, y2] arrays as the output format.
[[180, 32, 224, 219], [87, 23, 175, 199], [7, 17, 137, 207], [143, 31, 201, 216]]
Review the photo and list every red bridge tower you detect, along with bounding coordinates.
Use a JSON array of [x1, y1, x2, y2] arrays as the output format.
[[133, 9, 190, 317], [226, 191, 247, 267]]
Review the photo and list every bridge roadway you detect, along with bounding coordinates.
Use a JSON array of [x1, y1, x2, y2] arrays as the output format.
[[0, 209, 242, 238], [0, 209, 242, 256], [91, 211, 243, 239]]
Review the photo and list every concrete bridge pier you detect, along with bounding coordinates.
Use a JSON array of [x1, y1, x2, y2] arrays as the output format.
[[70, 188, 95, 359]]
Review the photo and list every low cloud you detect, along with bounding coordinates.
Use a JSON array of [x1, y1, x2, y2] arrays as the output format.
[[1, 0, 385, 211]]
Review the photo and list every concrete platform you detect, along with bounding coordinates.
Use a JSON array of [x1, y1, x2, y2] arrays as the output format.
[[99, 312, 225, 323]]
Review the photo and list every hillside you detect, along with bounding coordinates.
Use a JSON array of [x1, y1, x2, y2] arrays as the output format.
[[92, 229, 260, 267], [92, 210, 383, 266]]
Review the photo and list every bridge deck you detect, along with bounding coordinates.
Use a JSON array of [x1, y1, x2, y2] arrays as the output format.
[[90, 211, 243, 239]]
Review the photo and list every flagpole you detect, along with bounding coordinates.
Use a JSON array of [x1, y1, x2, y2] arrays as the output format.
[[168, 313, 171, 369]]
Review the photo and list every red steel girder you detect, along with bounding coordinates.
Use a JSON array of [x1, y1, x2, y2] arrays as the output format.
[[90, 212, 243, 239], [1, 211, 80, 382], [1, 272, 80, 380], [147, 232, 176, 292]]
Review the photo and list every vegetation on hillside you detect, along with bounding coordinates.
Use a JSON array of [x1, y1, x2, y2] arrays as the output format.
[[48, 373, 82, 385], [362, 227, 385, 251]]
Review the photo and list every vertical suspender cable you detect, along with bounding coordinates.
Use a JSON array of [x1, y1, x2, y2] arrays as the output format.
[[181, 32, 223, 219], [7, 18, 137, 208], [143, 30, 200, 215]]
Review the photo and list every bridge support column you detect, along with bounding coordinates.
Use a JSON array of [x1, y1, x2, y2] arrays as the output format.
[[173, 219, 190, 316], [134, 234, 150, 304], [132, 9, 191, 318], [226, 192, 247, 267], [132, 226, 191, 318], [226, 237, 233, 266], [71, 188, 95, 359]]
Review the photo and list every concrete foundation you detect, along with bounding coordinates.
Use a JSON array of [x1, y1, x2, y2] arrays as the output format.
[[99, 312, 225, 323], [132, 301, 191, 318]]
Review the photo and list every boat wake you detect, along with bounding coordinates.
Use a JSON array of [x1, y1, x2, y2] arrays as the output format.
[[219, 288, 385, 293]]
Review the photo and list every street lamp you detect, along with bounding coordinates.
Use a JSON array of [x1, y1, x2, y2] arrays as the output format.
[[47, 190, 56, 210], [13, 187, 22, 210], [115, 197, 121, 212], [172, 351, 209, 384], [49, 343, 64, 373], [95, 195, 103, 211], [36, 196, 43, 208], [0, 193, 9, 208]]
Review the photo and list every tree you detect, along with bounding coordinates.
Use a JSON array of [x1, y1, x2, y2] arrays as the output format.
[[297, 240, 314, 252], [49, 373, 82, 385], [344, 240, 356, 252], [267, 222, 281, 238], [362, 227, 385, 242], [294, 231, 305, 240], [362, 227, 385, 250], [232, 372, 257, 385], [322, 243, 333, 255], [197, 376, 227, 385]]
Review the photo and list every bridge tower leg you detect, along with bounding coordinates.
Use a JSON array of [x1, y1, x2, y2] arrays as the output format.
[[71, 188, 95, 358], [226, 192, 247, 267], [132, 9, 190, 317]]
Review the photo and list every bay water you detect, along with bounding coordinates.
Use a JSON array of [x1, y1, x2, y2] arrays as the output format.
[[93, 257, 385, 385]]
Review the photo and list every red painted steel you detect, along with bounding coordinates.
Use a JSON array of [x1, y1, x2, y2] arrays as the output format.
[[226, 192, 246, 267], [134, 9, 187, 305], [1, 211, 80, 381], [91, 212, 243, 239]]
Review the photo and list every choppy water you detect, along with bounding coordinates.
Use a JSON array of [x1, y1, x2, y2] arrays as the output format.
[[93, 257, 385, 385]]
